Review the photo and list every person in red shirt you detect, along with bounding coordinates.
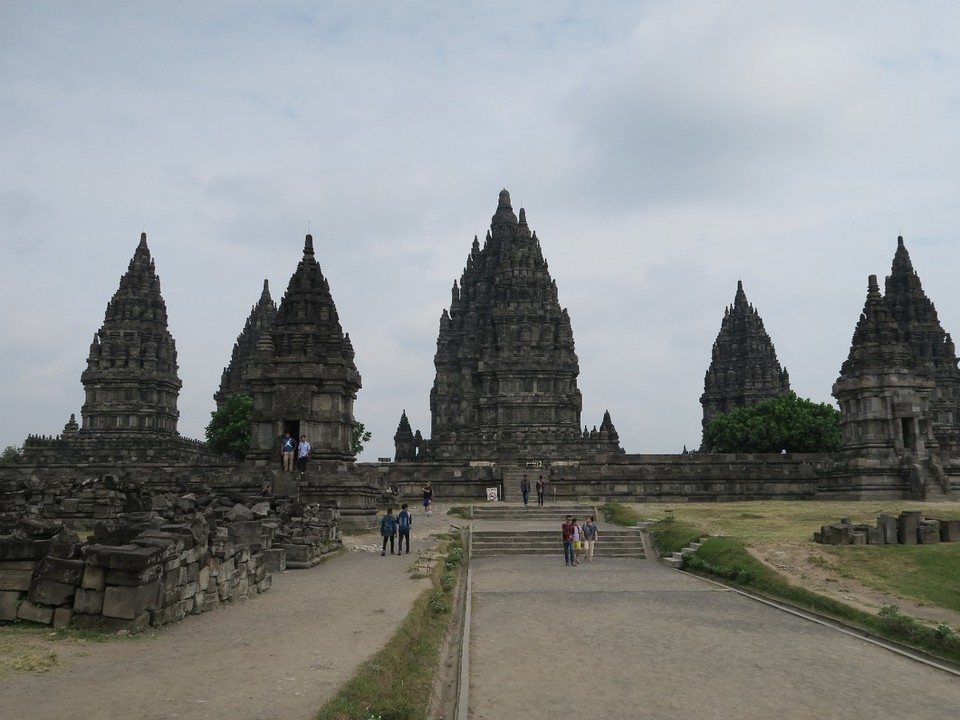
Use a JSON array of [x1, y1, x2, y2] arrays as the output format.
[[561, 515, 575, 566]]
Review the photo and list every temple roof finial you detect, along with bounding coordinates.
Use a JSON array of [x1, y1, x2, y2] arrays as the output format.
[[304, 234, 314, 257]]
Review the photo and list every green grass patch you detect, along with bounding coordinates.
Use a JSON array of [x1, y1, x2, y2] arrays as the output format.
[[684, 536, 960, 664], [446, 506, 472, 520], [819, 543, 960, 612], [315, 534, 465, 720]]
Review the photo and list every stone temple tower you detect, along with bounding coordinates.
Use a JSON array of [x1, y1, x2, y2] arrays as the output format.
[[414, 189, 620, 462], [214, 279, 277, 408], [701, 280, 790, 438], [883, 236, 960, 452], [244, 235, 361, 463], [80, 233, 182, 435]]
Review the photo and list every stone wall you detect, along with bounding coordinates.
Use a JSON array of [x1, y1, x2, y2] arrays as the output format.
[[0, 483, 342, 633]]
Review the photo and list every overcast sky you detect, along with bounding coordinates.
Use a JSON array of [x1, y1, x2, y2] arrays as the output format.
[[3, 1, 960, 461]]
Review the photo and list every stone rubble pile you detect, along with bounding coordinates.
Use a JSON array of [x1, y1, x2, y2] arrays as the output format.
[[0, 482, 341, 634], [814, 511, 960, 545]]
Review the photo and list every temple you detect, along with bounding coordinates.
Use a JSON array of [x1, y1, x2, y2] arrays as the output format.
[[700, 280, 790, 443], [398, 190, 622, 463], [215, 279, 277, 408], [243, 234, 362, 463]]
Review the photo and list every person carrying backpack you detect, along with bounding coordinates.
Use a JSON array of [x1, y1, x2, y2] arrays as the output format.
[[380, 508, 398, 556], [396, 503, 412, 555]]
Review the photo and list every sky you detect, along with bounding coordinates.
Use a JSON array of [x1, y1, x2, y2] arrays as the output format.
[[2, 1, 960, 461]]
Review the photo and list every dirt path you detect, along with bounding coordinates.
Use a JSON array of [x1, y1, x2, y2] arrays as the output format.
[[0, 506, 455, 720]]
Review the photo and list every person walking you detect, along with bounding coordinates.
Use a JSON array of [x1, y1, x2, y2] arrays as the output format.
[[535, 475, 545, 506], [561, 515, 575, 566], [397, 503, 412, 555], [380, 508, 398, 556], [520, 474, 531, 507], [582, 515, 599, 562], [296, 434, 311, 477], [280, 432, 296, 472], [572, 517, 582, 565]]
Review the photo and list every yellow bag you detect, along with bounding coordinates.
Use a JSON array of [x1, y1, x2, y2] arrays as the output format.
[[574, 541, 582, 550]]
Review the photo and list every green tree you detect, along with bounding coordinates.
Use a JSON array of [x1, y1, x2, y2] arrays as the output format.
[[205, 395, 253, 459], [703, 392, 841, 454], [1, 444, 23, 464], [352, 421, 372, 456]]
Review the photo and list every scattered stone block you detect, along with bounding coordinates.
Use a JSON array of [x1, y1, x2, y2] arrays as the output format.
[[898, 512, 921, 545], [851, 532, 867, 545], [28, 578, 77, 606], [81, 564, 107, 591], [17, 599, 54, 624], [918, 521, 941, 544], [34, 556, 85, 585], [105, 564, 162, 587], [53, 607, 73, 629], [102, 581, 160, 620], [877, 515, 898, 544], [940, 520, 960, 542], [83, 544, 162, 571], [0, 590, 21, 620], [73, 587, 104, 615], [0, 561, 36, 591]]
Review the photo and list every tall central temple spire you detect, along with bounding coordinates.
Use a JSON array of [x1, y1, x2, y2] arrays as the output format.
[[405, 190, 620, 462]]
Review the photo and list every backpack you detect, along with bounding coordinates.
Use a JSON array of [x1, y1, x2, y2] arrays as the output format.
[[398, 511, 411, 531]]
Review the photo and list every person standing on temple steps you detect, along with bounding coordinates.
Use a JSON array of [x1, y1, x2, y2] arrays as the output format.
[[521, 474, 531, 507], [296, 434, 311, 478], [280, 432, 296, 472], [536, 475, 545, 506]]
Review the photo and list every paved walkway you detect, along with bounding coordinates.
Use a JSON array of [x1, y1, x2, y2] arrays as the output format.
[[465, 540, 960, 719], [0, 508, 454, 720]]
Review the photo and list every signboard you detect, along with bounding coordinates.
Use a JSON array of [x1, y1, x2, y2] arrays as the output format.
[[486, 487, 499, 502]]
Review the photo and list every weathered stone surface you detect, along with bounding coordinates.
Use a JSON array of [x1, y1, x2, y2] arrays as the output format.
[[73, 587, 104, 615], [0, 561, 35, 591], [17, 599, 54, 624], [28, 577, 77, 606], [215, 278, 276, 408], [83, 544, 162, 571], [102, 581, 160, 620], [898, 511, 921, 544], [52, 606, 73, 629], [81, 564, 107, 591], [0, 538, 51, 560], [877, 515, 898, 544], [34, 556, 85, 585], [104, 564, 162, 587], [0, 590, 21, 620], [263, 548, 286, 572], [918, 521, 941, 544], [940, 519, 960, 542]]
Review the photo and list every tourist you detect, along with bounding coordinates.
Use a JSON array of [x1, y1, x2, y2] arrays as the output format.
[[520, 474, 530, 507], [561, 515, 575, 566], [380, 507, 397, 556], [397, 503, 412, 555], [280, 432, 296, 472], [582, 515, 599, 562], [572, 517, 582, 565], [422, 481, 433, 515], [536, 475, 545, 506], [296, 434, 311, 477]]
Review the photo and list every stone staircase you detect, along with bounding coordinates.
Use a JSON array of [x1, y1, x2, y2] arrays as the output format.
[[662, 537, 708, 569], [471, 527, 647, 558], [498, 466, 543, 503], [471, 502, 596, 521]]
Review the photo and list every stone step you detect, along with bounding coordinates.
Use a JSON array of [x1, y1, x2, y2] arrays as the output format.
[[471, 528, 645, 558], [472, 547, 646, 558]]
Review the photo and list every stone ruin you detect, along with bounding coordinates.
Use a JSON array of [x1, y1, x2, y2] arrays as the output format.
[[814, 511, 960, 546], [0, 475, 340, 633]]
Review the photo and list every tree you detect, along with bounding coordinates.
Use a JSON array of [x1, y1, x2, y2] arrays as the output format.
[[352, 421, 372, 456], [703, 392, 841, 454], [1, 444, 23, 464], [205, 395, 253, 459]]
